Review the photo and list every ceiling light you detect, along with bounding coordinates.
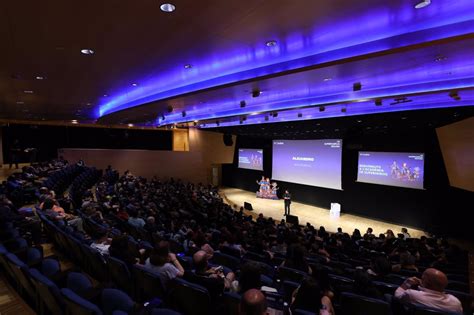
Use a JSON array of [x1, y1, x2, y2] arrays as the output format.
[[184, 64, 192, 69], [24, 90, 34, 94], [16, 101, 24, 104], [265, 40, 277, 47], [160, 3, 176, 12], [103, 94, 108, 97], [434, 55, 447, 62], [415, 0, 431, 9], [71, 120, 78, 124], [80, 49, 94, 55], [128, 123, 134, 127], [35, 76, 45, 80], [132, 83, 138, 87], [323, 77, 332, 82]]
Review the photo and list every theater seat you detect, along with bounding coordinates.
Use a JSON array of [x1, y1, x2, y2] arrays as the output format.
[[340, 292, 391, 315], [61, 288, 103, 315], [166, 278, 211, 315], [101, 288, 135, 315]]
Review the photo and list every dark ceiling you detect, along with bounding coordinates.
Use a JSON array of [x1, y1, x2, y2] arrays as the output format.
[[0, 0, 473, 127]]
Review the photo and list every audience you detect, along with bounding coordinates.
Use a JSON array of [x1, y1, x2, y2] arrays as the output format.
[[3, 161, 470, 315]]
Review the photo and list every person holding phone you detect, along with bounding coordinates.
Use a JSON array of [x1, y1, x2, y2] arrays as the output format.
[[394, 268, 462, 314]]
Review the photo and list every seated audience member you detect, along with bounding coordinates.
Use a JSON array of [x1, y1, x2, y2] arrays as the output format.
[[394, 268, 462, 314], [347, 269, 384, 300], [281, 244, 312, 274], [143, 241, 184, 290], [291, 277, 334, 315], [128, 207, 145, 228], [364, 227, 374, 238], [240, 289, 267, 315], [42, 198, 85, 232], [367, 255, 392, 280], [109, 235, 139, 266], [232, 261, 262, 294], [90, 229, 111, 255], [192, 250, 235, 298], [394, 252, 419, 272], [144, 216, 158, 233]]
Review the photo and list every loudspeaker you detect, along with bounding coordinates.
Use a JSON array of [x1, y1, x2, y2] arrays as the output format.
[[286, 214, 299, 225], [223, 134, 233, 146], [244, 202, 253, 211]]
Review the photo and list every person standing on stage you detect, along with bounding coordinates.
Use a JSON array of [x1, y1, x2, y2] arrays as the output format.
[[283, 190, 291, 216]]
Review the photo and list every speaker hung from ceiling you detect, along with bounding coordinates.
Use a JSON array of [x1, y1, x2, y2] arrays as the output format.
[[223, 133, 233, 146]]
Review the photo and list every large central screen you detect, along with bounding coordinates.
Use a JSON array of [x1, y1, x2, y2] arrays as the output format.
[[357, 151, 425, 189], [238, 148, 263, 171], [272, 139, 342, 190]]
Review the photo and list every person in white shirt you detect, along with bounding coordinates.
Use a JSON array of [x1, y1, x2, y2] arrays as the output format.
[[394, 268, 462, 314]]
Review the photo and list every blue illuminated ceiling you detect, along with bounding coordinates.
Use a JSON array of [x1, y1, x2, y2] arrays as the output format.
[[96, 0, 474, 126], [1, 0, 473, 124]]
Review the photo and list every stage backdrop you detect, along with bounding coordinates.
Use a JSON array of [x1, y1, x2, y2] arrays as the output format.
[[222, 126, 474, 240]]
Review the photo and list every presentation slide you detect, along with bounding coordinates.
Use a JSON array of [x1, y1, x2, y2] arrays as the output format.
[[357, 151, 425, 189], [238, 148, 263, 171], [272, 139, 342, 190]]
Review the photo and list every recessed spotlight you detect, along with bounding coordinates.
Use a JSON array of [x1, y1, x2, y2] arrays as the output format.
[[16, 101, 24, 104], [132, 83, 138, 87], [415, 0, 431, 9], [86, 103, 92, 106], [103, 94, 108, 97], [35, 76, 45, 80], [71, 120, 78, 124], [160, 3, 176, 12], [24, 90, 34, 94], [265, 40, 277, 47], [128, 123, 134, 127], [357, 120, 362, 123], [184, 64, 192, 69], [80, 49, 94, 55], [323, 77, 332, 82]]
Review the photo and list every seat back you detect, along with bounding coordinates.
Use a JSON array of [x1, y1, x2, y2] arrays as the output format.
[[211, 252, 240, 271], [107, 256, 132, 293], [67, 272, 93, 298], [5, 253, 36, 300], [166, 278, 211, 315], [340, 292, 391, 315], [29, 268, 64, 315], [410, 303, 462, 315], [277, 266, 308, 283], [61, 288, 103, 315], [101, 288, 134, 315], [132, 264, 165, 302], [446, 289, 472, 315]]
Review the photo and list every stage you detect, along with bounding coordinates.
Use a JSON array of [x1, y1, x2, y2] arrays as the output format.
[[220, 187, 427, 238]]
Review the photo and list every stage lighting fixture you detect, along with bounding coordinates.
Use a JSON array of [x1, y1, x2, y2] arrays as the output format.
[[272, 112, 278, 118], [167, 105, 174, 113], [341, 107, 347, 113], [353, 82, 362, 91], [319, 106, 325, 112], [182, 111, 186, 117], [216, 120, 220, 126], [375, 99, 382, 106], [242, 116, 247, 121], [265, 115, 269, 121], [297, 113, 303, 118], [240, 100, 246, 108], [252, 89, 261, 97], [449, 91, 461, 100]]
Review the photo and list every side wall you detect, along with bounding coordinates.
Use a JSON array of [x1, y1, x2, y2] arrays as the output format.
[[59, 129, 235, 184]]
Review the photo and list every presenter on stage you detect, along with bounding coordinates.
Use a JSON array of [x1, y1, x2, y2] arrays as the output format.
[[283, 190, 291, 216]]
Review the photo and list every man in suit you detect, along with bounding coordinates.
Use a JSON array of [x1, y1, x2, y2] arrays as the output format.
[[283, 190, 291, 216]]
